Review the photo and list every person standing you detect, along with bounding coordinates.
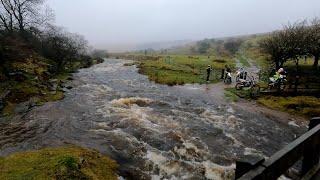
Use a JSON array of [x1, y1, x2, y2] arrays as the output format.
[[206, 65, 213, 82]]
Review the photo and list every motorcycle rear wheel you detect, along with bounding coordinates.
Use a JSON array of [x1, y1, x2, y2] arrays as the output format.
[[235, 83, 243, 90]]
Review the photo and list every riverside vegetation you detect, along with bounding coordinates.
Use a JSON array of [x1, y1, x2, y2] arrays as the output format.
[[0, 0, 115, 178], [0, 35, 105, 116]]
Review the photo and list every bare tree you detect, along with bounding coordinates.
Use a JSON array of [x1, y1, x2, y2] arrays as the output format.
[[0, 0, 52, 33], [259, 31, 288, 69], [259, 21, 308, 69], [307, 18, 320, 67], [40, 25, 91, 72], [0, 0, 14, 32]]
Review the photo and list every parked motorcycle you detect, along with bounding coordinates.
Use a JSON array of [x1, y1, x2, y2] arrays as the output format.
[[268, 74, 287, 90], [235, 76, 256, 89], [235, 76, 260, 98]]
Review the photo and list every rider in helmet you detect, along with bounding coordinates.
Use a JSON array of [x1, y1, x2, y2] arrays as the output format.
[[270, 68, 285, 83]]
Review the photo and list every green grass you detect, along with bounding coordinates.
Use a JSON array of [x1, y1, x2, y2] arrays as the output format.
[[2, 102, 15, 116], [137, 55, 235, 85], [0, 146, 118, 180], [225, 88, 256, 101], [238, 55, 250, 67], [240, 36, 270, 69], [224, 88, 239, 102], [258, 96, 320, 118]]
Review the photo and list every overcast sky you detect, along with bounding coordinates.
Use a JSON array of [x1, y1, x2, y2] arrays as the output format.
[[47, 0, 320, 51]]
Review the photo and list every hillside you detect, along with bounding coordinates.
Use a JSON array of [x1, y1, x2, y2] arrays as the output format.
[[165, 33, 267, 55]]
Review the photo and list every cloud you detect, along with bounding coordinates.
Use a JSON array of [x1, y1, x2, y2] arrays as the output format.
[[47, 0, 320, 51]]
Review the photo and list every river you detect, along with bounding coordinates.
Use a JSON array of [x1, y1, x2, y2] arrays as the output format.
[[0, 59, 306, 179]]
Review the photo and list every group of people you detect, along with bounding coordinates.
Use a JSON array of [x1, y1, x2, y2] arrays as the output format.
[[205, 65, 236, 83], [205, 64, 286, 85]]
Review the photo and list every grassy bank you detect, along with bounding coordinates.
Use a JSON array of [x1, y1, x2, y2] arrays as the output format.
[[0, 52, 104, 116], [0, 146, 118, 180], [136, 55, 235, 85], [0, 33, 105, 116], [257, 96, 320, 118], [226, 87, 320, 119]]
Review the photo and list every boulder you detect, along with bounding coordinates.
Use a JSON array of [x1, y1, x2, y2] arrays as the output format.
[[66, 86, 73, 90], [8, 71, 27, 82], [61, 88, 69, 92], [49, 83, 58, 91], [49, 91, 57, 95], [49, 79, 58, 83], [14, 101, 29, 114]]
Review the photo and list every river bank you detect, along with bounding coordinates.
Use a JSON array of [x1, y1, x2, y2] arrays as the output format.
[[0, 59, 307, 179], [0, 146, 118, 179]]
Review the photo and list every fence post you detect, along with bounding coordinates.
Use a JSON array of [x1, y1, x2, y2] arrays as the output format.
[[302, 117, 320, 176], [235, 156, 265, 179]]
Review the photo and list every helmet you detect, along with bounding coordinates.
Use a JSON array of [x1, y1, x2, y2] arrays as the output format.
[[278, 68, 284, 73]]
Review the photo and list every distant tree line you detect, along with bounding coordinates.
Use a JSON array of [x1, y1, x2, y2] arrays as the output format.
[[259, 18, 320, 69], [192, 38, 244, 56], [0, 0, 104, 75]]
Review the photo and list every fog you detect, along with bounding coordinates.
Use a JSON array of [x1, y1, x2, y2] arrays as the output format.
[[47, 0, 320, 51]]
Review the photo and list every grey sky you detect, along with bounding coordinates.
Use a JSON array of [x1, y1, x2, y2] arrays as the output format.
[[47, 0, 320, 51]]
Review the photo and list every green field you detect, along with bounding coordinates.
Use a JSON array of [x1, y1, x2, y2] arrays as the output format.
[[136, 55, 235, 85], [258, 96, 320, 118], [237, 55, 251, 67], [0, 146, 118, 180]]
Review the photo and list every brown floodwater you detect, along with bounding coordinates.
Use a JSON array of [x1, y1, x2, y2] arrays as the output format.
[[0, 59, 306, 179]]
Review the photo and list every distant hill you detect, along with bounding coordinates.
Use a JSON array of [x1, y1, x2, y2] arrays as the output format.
[[165, 33, 269, 55], [132, 40, 193, 51]]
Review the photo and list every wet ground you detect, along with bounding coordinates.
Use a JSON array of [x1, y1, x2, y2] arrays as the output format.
[[0, 59, 307, 179]]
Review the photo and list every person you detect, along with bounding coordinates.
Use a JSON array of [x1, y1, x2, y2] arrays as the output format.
[[236, 67, 245, 81], [224, 65, 231, 79], [225, 65, 231, 73], [206, 65, 213, 82], [270, 68, 285, 83]]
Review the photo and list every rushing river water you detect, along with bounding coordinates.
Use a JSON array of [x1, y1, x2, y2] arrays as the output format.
[[0, 59, 306, 179]]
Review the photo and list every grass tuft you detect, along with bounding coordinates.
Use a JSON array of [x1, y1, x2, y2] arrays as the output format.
[[224, 88, 239, 102], [0, 146, 118, 180]]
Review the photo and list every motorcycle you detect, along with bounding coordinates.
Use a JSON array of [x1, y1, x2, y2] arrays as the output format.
[[236, 76, 256, 90], [235, 76, 260, 98], [268, 74, 287, 90]]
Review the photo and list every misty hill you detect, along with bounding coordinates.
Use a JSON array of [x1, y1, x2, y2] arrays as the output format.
[[132, 40, 193, 51], [165, 33, 268, 56]]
